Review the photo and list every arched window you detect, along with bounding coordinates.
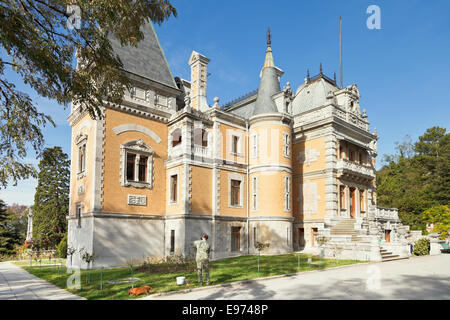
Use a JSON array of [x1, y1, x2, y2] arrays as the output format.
[[172, 129, 182, 147], [194, 128, 208, 147]]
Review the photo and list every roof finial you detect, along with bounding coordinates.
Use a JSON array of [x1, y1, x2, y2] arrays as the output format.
[[320, 62, 323, 75], [267, 27, 271, 46], [307, 69, 310, 81], [334, 72, 337, 83]]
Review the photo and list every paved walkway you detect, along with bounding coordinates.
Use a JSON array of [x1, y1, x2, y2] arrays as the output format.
[[0, 262, 84, 300], [142, 254, 450, 300]]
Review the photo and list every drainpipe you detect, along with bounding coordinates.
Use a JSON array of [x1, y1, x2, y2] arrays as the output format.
[[246, 120, 250, 255]]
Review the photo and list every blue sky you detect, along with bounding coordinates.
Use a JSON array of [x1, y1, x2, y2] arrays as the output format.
[[1, 0, 449, 205]]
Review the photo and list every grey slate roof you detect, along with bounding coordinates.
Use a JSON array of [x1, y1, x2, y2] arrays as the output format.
[[292, 76, 338, 115], [108, 22, 178, 90], [251, 67, 280, 117]]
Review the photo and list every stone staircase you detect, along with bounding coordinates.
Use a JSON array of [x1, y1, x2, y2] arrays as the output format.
[[330, 218, 372, 244], [379, 246, 408, 262]]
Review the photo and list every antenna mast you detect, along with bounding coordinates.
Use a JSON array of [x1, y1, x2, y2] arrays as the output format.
[[340, 16, 343, 88]]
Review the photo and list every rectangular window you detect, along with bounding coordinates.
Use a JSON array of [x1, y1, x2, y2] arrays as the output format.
[[283, 133, 290, 157], [78, 144, 86, 173], [170, 175, 178, 203], [359, 153, 363, 164], [76, 204, 82, 228], [252, 134, 258, 158], [170, 230, 175, 254], [138, 156, 148, 182], [284, 176, 291, 211], [126, 153, 136, 181], [231, 179, 241, 206], [252, 177, 257, 210], [349, 150, 354, 162], [232, 135, 239, 154], [231, 227, 241, 252]]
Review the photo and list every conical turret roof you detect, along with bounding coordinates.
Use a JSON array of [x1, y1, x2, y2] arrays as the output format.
[[251, 29, 281, 117]]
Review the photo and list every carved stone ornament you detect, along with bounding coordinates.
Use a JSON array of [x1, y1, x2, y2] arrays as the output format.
[[123, 139, 153, 154], [75, 132, 88, 145], [128, 195, 147, 206]]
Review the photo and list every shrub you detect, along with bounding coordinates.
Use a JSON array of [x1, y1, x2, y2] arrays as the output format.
[[413, 238, 430, 256], [57, 234, 68, 258]]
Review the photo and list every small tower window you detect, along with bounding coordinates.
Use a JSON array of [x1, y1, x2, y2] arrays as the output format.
[[170, 175, 178, 203], [172, 129, 182, 147]]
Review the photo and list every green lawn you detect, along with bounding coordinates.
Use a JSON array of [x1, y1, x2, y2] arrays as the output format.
[[13, 258, 66, 266], [15, 254, 364, 300]]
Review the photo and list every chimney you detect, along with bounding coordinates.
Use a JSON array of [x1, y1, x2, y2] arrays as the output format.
[[188, 51, 210, 112]]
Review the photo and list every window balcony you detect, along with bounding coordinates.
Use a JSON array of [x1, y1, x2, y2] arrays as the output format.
[[336, 159, 375, 182]]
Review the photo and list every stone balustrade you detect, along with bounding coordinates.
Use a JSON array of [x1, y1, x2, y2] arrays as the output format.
[[294, 104, 370, 132], [375, 207, 399, 220], [336, 159, 375, 180]]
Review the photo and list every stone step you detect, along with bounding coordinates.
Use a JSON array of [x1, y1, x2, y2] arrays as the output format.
[[381, 254, 399, 259], [381, 256, 409, 262]]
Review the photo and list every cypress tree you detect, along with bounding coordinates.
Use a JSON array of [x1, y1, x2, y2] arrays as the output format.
[[33, 147, 69, 250]]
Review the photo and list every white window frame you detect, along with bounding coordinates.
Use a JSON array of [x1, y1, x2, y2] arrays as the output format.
[[120, 140, 154, 189], [251, 175, 258, 211], [75, 133, 88, 180], [167, 167, 180, 205], [228, 173, 244, 208], [284, 175, 291, 212], [228, 130, 244, 156], [283, 132, 291, 158], [251, 132, 258, 159]]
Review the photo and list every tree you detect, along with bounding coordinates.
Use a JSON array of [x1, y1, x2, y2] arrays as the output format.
[[5, 203, 28, 249], [33, 146, 69, 249], [0, 0, 177, 188], [422, 205, 450, 240], [377, 127, 450, 232], [0, 199, 14, 256]]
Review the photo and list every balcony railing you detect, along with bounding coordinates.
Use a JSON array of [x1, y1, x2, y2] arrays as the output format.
[[336, 159, 375, 180], [168, 145, 183, 158], [375, 207, 399, 220], [193, 145, 210, 157], [168, 144, 210, 159]]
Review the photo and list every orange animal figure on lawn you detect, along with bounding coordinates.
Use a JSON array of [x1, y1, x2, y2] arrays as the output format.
[[128, 286, 151, 296]]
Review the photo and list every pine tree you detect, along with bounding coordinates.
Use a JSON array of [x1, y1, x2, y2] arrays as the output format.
[[33, 147, 69, 250]]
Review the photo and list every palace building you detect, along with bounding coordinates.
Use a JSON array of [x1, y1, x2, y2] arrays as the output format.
[[67, 23, 412, 268]]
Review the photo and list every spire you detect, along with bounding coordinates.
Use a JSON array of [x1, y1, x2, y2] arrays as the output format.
[[251, 28, 281, 117], [263, 27, 274, 69]]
